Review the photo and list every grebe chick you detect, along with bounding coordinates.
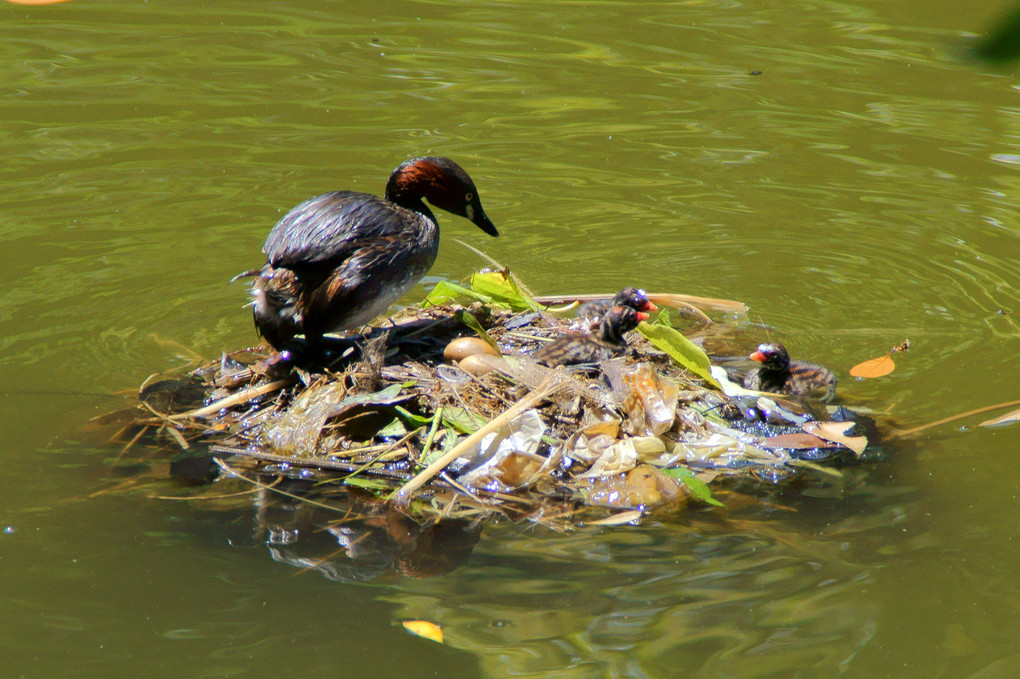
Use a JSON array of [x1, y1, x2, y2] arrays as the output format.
[[743, 342, 836, 402], [536, 305, 648, 367]]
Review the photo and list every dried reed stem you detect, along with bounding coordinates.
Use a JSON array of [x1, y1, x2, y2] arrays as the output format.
[[888, 397, 1020, 439], [532, 292, 746, 317], [168, 377, 294, 421], [391, 377, 562, 505]]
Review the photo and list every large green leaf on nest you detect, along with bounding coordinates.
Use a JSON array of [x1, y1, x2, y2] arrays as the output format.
[[636, 321, 720, 388], [421, 281, 492, 308], [469, 271, 544, 312], [422, 271, 543, 312]]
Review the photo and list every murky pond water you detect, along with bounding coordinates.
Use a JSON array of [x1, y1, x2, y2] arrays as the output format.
[[3, 0, 1020, 676]]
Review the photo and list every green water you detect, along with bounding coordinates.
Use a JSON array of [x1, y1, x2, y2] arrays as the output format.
[[3, 0, 1020, 676]]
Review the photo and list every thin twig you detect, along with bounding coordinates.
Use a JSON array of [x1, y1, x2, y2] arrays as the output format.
[[153, 477, 280, 501], [138, 373, 160, 393], [339, 428, 421, 482], [439, 471, 496, 506], [213, 458, 349, 513], [168, 377, 294, 421], [504, 331, 554, 343], [119, 423, 151, 455], [163, 425, 191, 451], [210, 445, 401, 476]]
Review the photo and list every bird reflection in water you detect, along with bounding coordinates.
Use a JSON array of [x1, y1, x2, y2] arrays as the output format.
[[250, 481, 482, 581]]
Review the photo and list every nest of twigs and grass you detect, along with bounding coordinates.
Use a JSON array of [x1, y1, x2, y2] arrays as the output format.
[[103, 271, 881, 530]]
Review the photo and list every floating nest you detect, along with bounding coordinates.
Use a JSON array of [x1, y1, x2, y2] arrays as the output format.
[[110, 272, 882, 528]]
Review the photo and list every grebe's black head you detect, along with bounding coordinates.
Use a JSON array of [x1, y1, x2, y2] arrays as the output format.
[[749, 343, 790, 372], [386, 157, 498, 237], [601, 304, 649, 344], [612, 287, 658, 313]]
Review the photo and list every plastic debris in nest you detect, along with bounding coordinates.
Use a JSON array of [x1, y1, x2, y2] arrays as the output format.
[[454, 408, 558, 492]]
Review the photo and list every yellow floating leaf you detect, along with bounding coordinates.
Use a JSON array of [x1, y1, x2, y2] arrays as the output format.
[[849, 354, 895, 378], [402, 620, 444, 644], [979, 407, 1020, 428], [584, 509, 645, 526]]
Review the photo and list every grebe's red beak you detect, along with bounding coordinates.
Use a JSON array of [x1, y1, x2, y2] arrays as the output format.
[[641, 300, 658, 312], [749, 350, 766, 363], [636, 311, 650, 322]]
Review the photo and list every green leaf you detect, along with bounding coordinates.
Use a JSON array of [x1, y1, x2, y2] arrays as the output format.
[[376, 417, 407, 438], [348, 383, 404, 403], [661, 466, 725, 507], [422, 280, 493, 308], [420, 429, 459, 466], [655, 308, 672, 327], [393, 405, 432, 429], [636, 322, 720, 388], [469, 271, 544, 312], [454, 309, 498, 350], [442, 406, 488, 434], [343, 476, 392, 491]]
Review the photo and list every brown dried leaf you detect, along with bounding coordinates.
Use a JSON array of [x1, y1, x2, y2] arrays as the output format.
[[758, 433, 839, 450], [582, 421, 620, 439], [803, 421, 869, 456], [849, 354, 895, 378], [585, 509, 645, 526]]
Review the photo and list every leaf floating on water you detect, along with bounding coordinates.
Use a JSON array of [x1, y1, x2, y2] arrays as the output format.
[[802, 421, 868, 456], [402, 620, 444, 644], [849, 339, 909, 379], [979, 407, 1020, 428], [584, 509, 645, 526], [759, 433, 839, 450], [849, 355, 895, 378]]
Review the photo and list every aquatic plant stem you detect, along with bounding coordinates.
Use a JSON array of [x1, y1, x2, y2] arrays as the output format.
[[888, 397, 1020, 439], [532, 292, 746, 317], [417, 406, 444, 463]]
